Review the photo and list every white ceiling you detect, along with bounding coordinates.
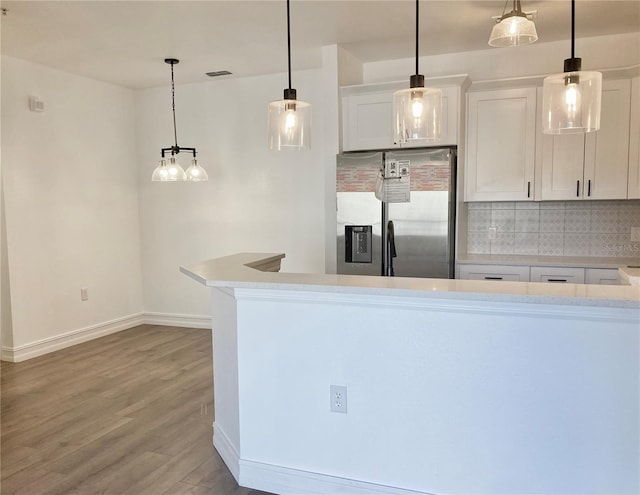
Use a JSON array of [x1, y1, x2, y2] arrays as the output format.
[[1, 0, 639, 89]]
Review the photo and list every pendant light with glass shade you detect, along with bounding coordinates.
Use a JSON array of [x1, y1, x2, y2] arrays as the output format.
[[393, 0, 441, 144], [152, 58, 209, 182], [267, 0, 311, 150], [542, 0, 602, 134], [488, 0, 538, 47]]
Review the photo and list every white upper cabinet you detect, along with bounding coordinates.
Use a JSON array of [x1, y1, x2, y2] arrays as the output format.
[[465, 87, 537, 202], [342, 85, 459, 151], [539, 79, 632, 200], [628, 76, 640, 199], [343, 92, 396, 151]]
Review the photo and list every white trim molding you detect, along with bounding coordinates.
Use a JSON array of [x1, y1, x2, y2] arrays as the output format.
[[214, 422, 431, 495], [1, 312, 212, 362], [143, 312, 211, 329], [1, 313, 145, 362]]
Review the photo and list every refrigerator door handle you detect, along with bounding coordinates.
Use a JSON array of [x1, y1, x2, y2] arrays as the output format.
[[386, 220, 397, 277]]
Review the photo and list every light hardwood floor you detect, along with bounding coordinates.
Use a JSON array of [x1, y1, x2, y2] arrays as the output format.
[[1, 325, 274, 495]]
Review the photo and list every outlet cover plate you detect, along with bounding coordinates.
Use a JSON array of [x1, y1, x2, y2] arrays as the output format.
[[330, 385, 347, 413]]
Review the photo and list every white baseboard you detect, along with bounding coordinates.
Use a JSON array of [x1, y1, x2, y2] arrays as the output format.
[[143, 312, 211, 329], [213, 422, 241, 481], [213, 423, 430, 495], [1, 313, 145, 362], [1, 312, 212, 362]]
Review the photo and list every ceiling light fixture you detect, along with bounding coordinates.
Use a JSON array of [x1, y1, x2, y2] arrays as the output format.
[[488, 0, 538, 47], [267, 0, 311, 151], [542, 0, 602, 134], [393, 0, 441, 144], [152, 58, 208, 182]]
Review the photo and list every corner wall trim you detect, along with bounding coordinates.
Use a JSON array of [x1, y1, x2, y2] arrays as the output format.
[[1, 312, 212, 362]]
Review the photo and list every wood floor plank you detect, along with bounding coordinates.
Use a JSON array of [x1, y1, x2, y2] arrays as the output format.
[[0, 324, 273, 495]]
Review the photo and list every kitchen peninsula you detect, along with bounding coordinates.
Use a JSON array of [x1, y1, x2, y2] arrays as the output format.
[[181, 253, 639, 495]]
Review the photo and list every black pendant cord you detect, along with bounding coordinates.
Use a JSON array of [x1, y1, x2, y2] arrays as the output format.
[[160, 59, 197, 159], [415, 0, 419, 76], [287, 0, 292, 91], [570, 0, 575, 59], [170, 62, 179, 150]]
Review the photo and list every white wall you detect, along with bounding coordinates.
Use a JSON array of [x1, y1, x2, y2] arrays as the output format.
[[364, 32, 640, 83], [210, 287, 639, 494], [136, 69, 327, 318], [1, 56, 143, 355]]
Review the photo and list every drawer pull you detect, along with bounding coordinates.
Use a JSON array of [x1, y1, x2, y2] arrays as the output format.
[[548, 278, 568, 283], [484, 276, 503, 280], [576, 180, 580, 197]]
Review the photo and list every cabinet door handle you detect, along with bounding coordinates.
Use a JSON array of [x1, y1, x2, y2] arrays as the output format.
[[527, 181, 531, 198], [547, 278, 568, 283], [484, 276, 503, 280], [576, 180, 580, 197], [587, 179, 592, 197]]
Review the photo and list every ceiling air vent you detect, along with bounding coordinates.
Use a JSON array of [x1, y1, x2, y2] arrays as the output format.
[[206, 71, 232, 77]]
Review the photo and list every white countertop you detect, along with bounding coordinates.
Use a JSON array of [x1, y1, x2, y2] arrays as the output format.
[[457, 253, 640, 269], [620, 266, 640, 286], [181, 253, 640, 310]]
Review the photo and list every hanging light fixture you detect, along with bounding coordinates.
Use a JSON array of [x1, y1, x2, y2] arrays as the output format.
[[267, 0, 311, 150], [542, 0, 602, 134], [393, 0, 441, 144], [152, 58, 208, 182], [488, 0, 538, 47]]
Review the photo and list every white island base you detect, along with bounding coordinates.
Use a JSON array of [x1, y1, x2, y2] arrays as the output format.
[[181, 253, 640, 495]]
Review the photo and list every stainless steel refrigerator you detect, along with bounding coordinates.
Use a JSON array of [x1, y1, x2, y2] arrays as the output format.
[[337, 148, 456, 278]]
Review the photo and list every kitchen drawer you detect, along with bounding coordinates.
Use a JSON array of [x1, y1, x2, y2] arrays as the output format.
[[530, 266, 585, 284], [585, 268, 619, 285], [458, 264, 529, 282]]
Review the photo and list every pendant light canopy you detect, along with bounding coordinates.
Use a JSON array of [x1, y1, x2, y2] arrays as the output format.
[[488, 0, 538, 47], [268, 0, 311, 151], [542, 0, 602, 134], [152, 58, 208, 182], [393, 0, 442, 144]]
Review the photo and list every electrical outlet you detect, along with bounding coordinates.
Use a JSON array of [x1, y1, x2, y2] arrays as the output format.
[[488, 227, 497, 240], [631, 227, 640, 242], [80, 288, 88, 301], [330, 385, 347, 413]]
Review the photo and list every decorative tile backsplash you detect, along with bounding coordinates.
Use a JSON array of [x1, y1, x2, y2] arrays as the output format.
[[466, 200, 640, 257]]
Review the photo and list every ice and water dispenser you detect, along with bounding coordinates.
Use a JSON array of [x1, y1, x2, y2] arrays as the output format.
[[345, 225, 372, 263]]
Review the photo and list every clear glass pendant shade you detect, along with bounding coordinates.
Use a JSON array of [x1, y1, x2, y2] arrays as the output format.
[[393, 87, 442, 143], [542, 70, 602, 134], [268, 99, 311, 150], [152, 156, 186, 182], [151, 159, 170, 182], [489, 14, 538, 47], [185, 159, 209, 182]]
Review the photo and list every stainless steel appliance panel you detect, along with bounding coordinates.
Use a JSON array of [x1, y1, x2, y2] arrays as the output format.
[[337, 147, 456, 279], [337, 192, 383, 276]]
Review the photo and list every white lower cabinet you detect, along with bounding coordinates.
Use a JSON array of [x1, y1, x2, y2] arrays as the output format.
[[586, 268, 620, 285], [530, 266, 585, 284], [458, 264, 621, 285], [458, 264, 529, 282]]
